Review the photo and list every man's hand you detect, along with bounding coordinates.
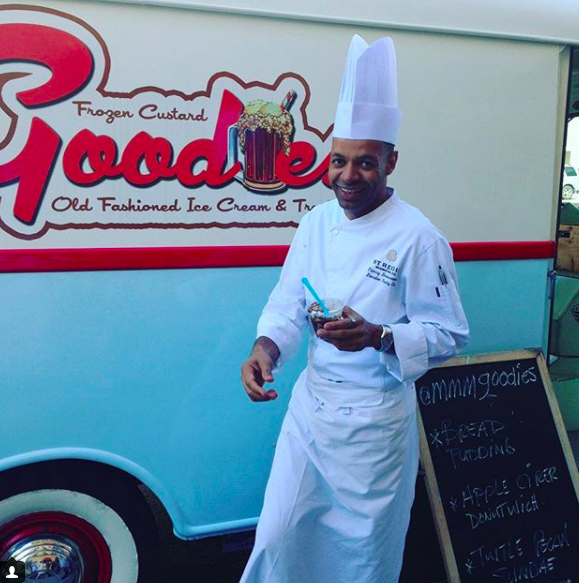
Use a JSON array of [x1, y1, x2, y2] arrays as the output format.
[[317, 306, 383, 352], [241, 337, 280, 402]]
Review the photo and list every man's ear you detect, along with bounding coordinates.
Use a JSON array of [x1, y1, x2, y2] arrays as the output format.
[[386, 150, 399, 175]]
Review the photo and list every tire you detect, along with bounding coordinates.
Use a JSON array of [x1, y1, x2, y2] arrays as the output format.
[[562, 184, 575, 199], [0, 463, 159, 583]]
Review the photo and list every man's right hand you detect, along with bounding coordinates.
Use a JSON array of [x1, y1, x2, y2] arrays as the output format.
[[241, 337, 280, 402]]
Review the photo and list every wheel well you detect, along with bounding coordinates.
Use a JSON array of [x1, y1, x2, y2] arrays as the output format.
[[0, 459, 159, 510]]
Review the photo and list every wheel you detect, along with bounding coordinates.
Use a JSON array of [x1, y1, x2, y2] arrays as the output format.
[[0, 464, 159, 583], [562, 184, 575, 199]]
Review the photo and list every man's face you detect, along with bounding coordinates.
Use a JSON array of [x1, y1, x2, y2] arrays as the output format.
[[328, 138, 398, 220]]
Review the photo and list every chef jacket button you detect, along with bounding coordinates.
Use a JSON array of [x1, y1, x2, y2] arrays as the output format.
[[331, 228, 339, 236]]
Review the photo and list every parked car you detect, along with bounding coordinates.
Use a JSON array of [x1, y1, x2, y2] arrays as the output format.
[[562, 165, 579, 199]]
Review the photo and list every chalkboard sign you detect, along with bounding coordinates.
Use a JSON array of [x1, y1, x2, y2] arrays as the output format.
[[417, 350, 579, 583]]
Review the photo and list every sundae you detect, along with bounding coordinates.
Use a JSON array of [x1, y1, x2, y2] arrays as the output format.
[[307, 299, 345, 333]]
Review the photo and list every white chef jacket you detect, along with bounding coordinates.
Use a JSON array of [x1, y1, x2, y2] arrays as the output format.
[[241, 190, 469, 583], [257, 189, 469, 384]]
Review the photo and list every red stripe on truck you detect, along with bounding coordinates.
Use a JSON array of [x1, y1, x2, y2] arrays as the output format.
[[451, 241, 556, 261], [0, 241, 556, 273]]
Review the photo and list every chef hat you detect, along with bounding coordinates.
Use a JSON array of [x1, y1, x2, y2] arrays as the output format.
[[333, 34, 402, 145]]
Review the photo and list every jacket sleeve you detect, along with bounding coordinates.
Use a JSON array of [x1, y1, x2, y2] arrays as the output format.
[[380, 236, 469, 383], [256, 214, 310, 369]]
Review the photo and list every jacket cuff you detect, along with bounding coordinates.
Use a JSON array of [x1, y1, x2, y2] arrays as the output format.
[[257, 317, 298, 371], [380, 322, 428, 383]]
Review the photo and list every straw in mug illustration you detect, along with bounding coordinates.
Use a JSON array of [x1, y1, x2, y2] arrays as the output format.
[[227, 91, 297, 192]]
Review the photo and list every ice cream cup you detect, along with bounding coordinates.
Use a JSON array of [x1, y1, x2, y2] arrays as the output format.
[[307, 298, 345, 333]]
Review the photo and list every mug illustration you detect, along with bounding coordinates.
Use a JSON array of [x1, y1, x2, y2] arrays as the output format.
[[227, 91, 297, 192]]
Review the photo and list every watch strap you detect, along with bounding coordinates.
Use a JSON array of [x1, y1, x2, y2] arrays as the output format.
[[379, 325, 394, 352]]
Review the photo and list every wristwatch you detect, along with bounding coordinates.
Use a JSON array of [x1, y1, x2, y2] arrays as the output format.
[[378, 325, 394, 352]]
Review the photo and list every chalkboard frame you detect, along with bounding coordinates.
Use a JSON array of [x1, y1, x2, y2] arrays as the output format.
[[417, 349, 579, 583]]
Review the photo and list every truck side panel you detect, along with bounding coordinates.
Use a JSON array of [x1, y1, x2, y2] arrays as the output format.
[[0, 259, 549, 537]]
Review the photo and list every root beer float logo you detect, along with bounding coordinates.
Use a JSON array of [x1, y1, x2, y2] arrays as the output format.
[[0, 6, 332, 240]]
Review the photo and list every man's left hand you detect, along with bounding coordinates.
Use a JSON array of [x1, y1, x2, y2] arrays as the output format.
[[317, 306, 382, 352]]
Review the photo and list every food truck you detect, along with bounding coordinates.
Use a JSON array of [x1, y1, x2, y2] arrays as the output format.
[[0, 0, 577, 581]]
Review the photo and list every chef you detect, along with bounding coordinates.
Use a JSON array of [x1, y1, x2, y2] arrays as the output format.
[[240, 34, 469, 583]]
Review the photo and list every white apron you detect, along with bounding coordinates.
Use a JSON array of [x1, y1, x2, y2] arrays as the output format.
[[240, 368, 419, 583]]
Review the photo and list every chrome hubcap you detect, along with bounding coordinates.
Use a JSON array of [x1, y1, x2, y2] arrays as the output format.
[[1, 535, 84, 582]]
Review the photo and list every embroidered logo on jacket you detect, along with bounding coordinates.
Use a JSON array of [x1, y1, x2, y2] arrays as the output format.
[[366, 259, 398, 287]]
